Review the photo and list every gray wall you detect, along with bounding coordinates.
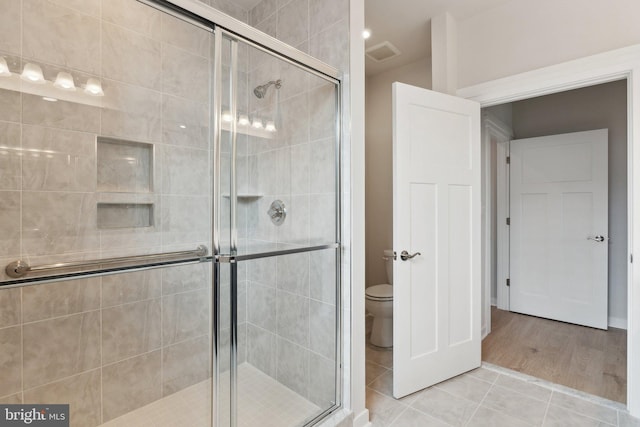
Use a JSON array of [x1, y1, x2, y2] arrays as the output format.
[[511, 79, 628, 326], [365, 58, 432, 287]]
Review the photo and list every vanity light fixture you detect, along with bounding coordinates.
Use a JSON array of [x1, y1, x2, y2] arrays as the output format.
[[0, 57, 11, 77], [251, 118, 263, 129], [222, 111, 233, 122], [21, 63, 45, 84], [84, 78, 104, 96], [53, 72, 76, 91], [265, 121, 276, 132], [238, 115, 250, 126]]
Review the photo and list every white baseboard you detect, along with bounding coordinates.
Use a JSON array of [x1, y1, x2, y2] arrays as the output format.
[[353, 409, 371, 427], [609, 316, 627, 330]]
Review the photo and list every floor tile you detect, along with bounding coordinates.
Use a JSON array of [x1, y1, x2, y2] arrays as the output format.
[[482, 384, 549, 425], [468, 367, 499, 384], [494, 373, 552, 402], [366, 345, 393, 369], [467, 405, 534, 427], [433, 373, 491, 403], [550, 391, 618, 425], [366, 388, 408, 427], [366, 361, 390, 385], [619, 411, 640, 427], [410, 387, 477, 426], [389, 407, 450, 427], [543, 404, 613, 427]]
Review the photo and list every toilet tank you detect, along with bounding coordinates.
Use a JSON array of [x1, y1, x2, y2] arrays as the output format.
[[383, 249, 394, 285]]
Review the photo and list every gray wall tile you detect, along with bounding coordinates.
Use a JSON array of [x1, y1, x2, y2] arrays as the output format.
[[0, 0, 21, 55], [22, 278, 101, 323], [310, 300, 336, 359], [102, 269, 162, 307], [101, 0, 162, 38], [162, 289, 209, 345], [22, 95, 100, 133], [22, 126, 96, 192], [102, 299, 162, 364], [23, 0, 100, 74], [162, 335, 209, 396], [0, 192, 20, 257], [276, 290, 309, 346], [0, 288, 20, 328], [276, 337, 308, 397], [0, 122, 21, 190], [0, 326, 21, 397], [102, 23, 162, 90], [22, 192, 99, 256], [23, 369, 101, 427], [23, 311, 101, 389], [0, 90, 21, 123], [102, 351, 162, 422]]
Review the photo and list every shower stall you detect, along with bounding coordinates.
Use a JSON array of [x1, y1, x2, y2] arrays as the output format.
[[0, 1, 341, 426]]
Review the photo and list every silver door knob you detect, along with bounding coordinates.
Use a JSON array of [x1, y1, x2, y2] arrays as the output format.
[[587, 235, 606, 242], [400, 250, 421, 261]]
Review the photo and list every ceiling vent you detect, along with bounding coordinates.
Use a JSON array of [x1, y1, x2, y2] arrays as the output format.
[[365, 41, 401, 62]]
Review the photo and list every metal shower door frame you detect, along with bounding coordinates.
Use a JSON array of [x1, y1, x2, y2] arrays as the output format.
[[211, 26, 343, 427]]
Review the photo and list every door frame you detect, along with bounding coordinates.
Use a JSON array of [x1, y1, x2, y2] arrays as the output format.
[[459, 43, 640, 415], [481, 113, 512, 334]]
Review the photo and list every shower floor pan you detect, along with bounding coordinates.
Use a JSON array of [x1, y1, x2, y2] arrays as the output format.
[[101, 363, 319, 427]]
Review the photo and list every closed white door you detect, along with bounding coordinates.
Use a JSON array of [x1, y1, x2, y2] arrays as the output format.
[[510, 129, 609, 329], [392, 83, 481, 398]]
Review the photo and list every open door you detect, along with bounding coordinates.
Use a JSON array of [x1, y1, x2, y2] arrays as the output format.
[[392, 83, 481, 398]]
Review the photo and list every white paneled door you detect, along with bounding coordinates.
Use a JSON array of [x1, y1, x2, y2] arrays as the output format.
[[392, 83, 481, 398], [510, 129, 609, 329]]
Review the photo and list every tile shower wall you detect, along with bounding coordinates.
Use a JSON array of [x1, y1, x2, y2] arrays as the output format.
[[235, 0, 350, 409], [0, 0, 248, 425]]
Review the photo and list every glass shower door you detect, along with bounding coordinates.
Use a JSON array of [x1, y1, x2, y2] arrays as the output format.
[[0, 2, 214, 426], [214, 31, 341, 427]]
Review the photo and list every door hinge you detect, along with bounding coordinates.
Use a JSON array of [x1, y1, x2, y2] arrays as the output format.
[[506, 156, 510, 164], [506, 278, 510, 287], [506, 217, 510, 226]]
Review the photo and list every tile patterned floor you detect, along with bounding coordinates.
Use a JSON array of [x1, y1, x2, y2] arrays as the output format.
[[365, 344, 640, 427], [102, 363, 319, 427]]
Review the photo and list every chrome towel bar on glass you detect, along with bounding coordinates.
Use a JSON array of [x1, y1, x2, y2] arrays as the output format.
[[5, 245, 209, 279]]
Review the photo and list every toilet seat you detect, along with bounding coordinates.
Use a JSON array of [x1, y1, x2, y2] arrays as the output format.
[[365, 284, 393, 301]]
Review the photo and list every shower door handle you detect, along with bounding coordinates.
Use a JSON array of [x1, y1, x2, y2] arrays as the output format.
[[400, 250, 421, 261]]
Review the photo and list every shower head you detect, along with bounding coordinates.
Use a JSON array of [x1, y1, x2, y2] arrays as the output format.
[[253, 79, 282, 99]]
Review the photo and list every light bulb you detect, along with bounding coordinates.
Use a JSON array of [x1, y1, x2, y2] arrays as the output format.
[[53, 72, 76, 91], [362, 29, 371, 39], [265, 121, 276, 132], [251, 118, 263, 129], [84, 78, 104, 96], [238, 115, 249, 126], [221, 111, 233, 122], [0, 57, 11, 77], [21, 63, 45, 84]]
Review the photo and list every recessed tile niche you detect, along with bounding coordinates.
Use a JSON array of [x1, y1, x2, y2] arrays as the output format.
[[96, 137, 155, 229], [97, 137, 153, 193]]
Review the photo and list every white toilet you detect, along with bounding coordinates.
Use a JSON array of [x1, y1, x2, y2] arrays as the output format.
[[366, 249, 394, 348]]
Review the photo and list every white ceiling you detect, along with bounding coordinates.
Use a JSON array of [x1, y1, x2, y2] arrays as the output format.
[[365, 0, 512, 76], [231, 0, 512, 77]]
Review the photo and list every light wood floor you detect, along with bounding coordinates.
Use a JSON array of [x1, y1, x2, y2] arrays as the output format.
[[482, 307, 627, 403]]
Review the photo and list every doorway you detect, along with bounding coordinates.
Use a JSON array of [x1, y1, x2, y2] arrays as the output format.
[[481, 79, 628, 403]]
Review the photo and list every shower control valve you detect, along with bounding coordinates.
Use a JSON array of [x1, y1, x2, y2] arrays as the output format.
[[267, 200, 286, 226]]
